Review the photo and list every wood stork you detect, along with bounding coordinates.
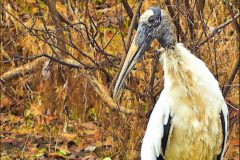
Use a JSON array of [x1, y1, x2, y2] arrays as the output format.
[[113, 7, 228, 160]]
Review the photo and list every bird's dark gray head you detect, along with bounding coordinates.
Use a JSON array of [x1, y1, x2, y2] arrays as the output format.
[[136, 7, 176, 48], [113, 7, 176, 98]]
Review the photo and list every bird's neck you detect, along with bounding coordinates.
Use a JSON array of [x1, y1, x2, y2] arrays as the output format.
[[158, 30, 176, 48], [157, 13, 176, 48], [161, 44, 202, 107], [161, 46, 190, 89]]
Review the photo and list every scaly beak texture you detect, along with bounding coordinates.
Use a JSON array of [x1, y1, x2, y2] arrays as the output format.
[[113, 35, 141, 99]]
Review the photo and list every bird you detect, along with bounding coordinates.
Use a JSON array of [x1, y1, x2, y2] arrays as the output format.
[[113, 7, 228, 160]]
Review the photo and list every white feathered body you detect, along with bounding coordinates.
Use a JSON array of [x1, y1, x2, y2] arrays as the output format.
[[141, 43, 228, 160]]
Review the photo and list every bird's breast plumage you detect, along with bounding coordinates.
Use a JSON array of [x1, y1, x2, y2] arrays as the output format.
[[160, 43, 225, 160]]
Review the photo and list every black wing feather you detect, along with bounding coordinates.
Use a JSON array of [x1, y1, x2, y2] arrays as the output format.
[[157, 155, 164, 160], [157, 115, 172, 160], [216, 110, 226, 160]]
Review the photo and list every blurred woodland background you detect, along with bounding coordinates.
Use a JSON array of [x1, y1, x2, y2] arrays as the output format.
[[0, 0, 239, 159]]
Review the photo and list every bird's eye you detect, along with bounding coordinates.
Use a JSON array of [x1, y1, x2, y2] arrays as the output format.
[[148, 17, 155, 23]]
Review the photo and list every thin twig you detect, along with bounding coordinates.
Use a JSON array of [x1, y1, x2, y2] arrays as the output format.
[[103, 1, 138, 51], [1, 54, 120, 70], [87, 74, 135, 114], [194, 0, 220, 48], [3, 7, 114, 77], [213, 39, 219, 80], [125, 1, 143, 51], [2, 8, 86, 66], [122, 0, 133, 20], [0, 56, 133, 114], [184, 0, 194, 41], [36, 0, 59, 58], [222, 56, 240, 97], [226, 1, 240, 40], [196, 13, 240, 49], [45, 0, 67, 57], [86, 10, 115, 66], [148, 53, 160, 104], [164, 0, 186, 41]]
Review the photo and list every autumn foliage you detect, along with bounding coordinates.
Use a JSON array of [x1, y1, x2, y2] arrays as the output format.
[[0, 0, 239, 159]]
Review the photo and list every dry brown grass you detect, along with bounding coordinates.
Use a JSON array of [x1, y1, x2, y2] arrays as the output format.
[[0, 0, 239, 159]]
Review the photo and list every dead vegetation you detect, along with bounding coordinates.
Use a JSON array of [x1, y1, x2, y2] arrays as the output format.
[[0, 0, 239, 159]]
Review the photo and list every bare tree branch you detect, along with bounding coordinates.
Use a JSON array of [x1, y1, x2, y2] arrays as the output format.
[[164, 0, 186, 41], [1, 53, 120, 80], [194, 0, 220, 49], [148, 53, 160, 104], [125, 1, 143, 51], [223, 56, 240, 97], [36, 0, 59, 59], [45, 0, 67, 57], [87, 74, 135, 114], [226, 1, 240, 40], [122, 0, 133, 20], [184, 0, 194, 41], [0, 57, 47, 83], [195, 12, 240, 49], [0, 55, 133, 114], [2, 7, 113, 75]]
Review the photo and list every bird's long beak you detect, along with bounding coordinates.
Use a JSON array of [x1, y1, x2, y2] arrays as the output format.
[[113, 33, 149, 99]]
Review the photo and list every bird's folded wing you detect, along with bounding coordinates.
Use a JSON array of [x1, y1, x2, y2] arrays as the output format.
[[217, 103, 228, 160], [141, 90, 172, 160]]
